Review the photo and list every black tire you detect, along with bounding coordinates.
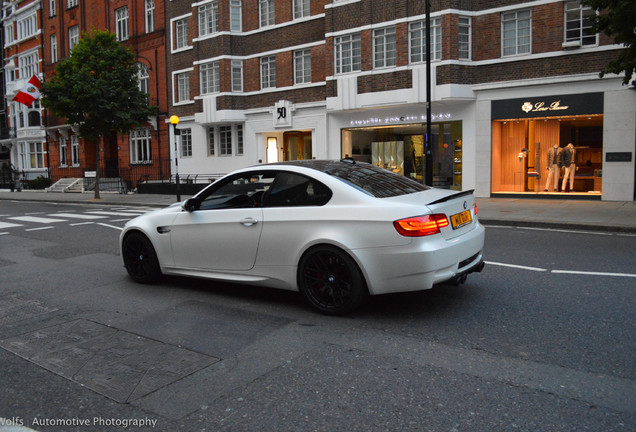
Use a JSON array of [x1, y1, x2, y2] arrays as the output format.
[[298, 245, 368, 315], [122, 231, 162, 284]]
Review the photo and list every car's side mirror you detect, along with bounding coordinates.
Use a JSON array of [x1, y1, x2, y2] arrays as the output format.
[[183, 198, 200, 212]]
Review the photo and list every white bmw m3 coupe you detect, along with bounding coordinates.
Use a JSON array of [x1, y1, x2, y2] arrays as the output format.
[[120, 159, 485, 314]]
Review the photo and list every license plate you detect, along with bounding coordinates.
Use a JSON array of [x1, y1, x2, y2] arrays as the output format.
[[450, 210, 472, 229]]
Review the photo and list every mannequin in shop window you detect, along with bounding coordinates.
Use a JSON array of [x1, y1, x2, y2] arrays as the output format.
[[561, 143, 577, 192], [544, 144, 562, 192]]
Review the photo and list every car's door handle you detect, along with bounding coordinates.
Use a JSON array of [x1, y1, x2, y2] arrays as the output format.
[[239, 217, 259, 226]]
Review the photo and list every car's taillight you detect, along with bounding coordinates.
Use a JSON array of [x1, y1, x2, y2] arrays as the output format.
[[393, 214, 449, 237], [474, 203, 478, 215]]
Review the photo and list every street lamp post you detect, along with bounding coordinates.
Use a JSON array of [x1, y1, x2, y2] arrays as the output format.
[[170, 115, 181, 201], [424, 0, 433, 187]]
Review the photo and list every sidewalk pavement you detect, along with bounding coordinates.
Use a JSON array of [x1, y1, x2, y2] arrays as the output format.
[[1, 189, 635, 232]]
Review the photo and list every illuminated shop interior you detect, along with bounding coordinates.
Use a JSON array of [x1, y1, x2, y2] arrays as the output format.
[[491, 114, 603, 195], [341, 121, 463, 190]]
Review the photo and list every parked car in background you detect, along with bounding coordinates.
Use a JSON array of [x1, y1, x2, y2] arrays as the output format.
[[120, 159, 485, 314]]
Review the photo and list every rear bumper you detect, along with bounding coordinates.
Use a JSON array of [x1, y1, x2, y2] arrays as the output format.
[[351, 222, 486, 295]]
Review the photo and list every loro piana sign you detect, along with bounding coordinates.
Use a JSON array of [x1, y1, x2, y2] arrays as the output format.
[[491, 92, 603, 120]]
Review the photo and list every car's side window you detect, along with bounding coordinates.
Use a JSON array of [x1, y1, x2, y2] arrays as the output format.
[[198, 172, 276, 210], [264, 172, 332, 207]]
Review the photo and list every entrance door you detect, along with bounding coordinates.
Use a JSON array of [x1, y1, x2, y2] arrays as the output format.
[[283, 131, 312, 161]]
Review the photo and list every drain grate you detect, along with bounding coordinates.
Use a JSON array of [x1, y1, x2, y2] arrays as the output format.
[[0, 319, 220, 403]]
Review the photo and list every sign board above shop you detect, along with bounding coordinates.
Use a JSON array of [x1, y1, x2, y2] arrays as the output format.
[[491, 92, 604, 120]]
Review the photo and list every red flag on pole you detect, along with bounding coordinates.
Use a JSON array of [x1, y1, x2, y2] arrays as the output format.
[[13, 75, 42, 107]]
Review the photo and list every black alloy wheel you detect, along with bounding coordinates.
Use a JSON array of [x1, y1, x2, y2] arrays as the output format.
[[122, 232, 161, 284], [298, 245, 368, 315]]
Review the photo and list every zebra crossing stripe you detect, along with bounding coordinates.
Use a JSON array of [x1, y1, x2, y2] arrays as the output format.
[[9, 216, 67, 224], [0, 221, 23, 229], [49, 213, 108, 220]]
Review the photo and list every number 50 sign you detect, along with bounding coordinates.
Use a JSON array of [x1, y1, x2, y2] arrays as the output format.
[[273, 100, 294, 128]]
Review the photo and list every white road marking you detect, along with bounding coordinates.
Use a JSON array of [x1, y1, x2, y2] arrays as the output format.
[[485, 261, 547, 272], [552, 270, 636, 278], [26, 226, 54, 231], [487, 261, 636, 279], [0, 221, 23, 229], [97, 222, 123, 231], [9, 216, 67, 224], [0, 232, 9, 236], [50, 213, 108, 220], [518, 226, 613, 236], [69, 222, 95, 226], [86, 211, 145, 217]]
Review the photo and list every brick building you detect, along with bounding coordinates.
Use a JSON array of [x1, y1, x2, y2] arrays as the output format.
[[1, 0, 47, 184], [165, 0, 634, 201], [41, 0, 169, 191], [1, 0, 634, 200]]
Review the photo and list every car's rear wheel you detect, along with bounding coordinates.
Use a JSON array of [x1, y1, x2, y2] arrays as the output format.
[[122, 231, 161, 284], [298, 245, 368, 315]]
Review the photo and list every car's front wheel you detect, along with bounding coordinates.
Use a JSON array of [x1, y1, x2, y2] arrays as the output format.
[[122, 231, 161, 284], [298, 245, 368, 315]]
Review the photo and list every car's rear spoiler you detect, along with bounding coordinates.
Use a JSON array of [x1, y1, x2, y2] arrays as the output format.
[[427, 189, 475, 206]]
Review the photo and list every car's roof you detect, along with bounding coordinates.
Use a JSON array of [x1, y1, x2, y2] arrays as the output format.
[[270, 159, 431, 198]]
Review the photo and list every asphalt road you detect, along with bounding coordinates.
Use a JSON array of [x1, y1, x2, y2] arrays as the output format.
[[0, 200, 634, 432]]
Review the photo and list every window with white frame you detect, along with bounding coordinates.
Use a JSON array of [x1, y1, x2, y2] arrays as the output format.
[[71, 135, 79, 166], [130, 127, 152, 164], [20, 142, 45, 169], [294, 49, 311, 84], [180, 128, 192, 157], [50, 34, 58, 63], [199, 2, 218, 36], [564, 1, 597, 46], [209, 124, 243, 156], [145, 0, 155, 33], [200, 62, 220, 94], [219, 126, 232, 156], [175, 18, 189, 50], [67, 0, 78, 8], [458, 17, 471, 60], [374, 27, 396, 68], [260, 56, 276, 89], [294, 0, 310, 19], [259, 0, 274, 27], [18, 52, 38, 79], [502, 10, 531, 56], [5, 23, 14, 45], [69, 25, 79, 51], [208, 127, 215, 156], [116, 7, 129, 41], [137, 63, 150, 95], [230, 0, 242, 31], [232, 60, 243, 92], [410, 18, 441, 63], [334, 33, 361, 74], [59, 137, 67, 167], [17, 14, 37, 41], [176, 72, 190, 102], [49, 0, 56, 17]]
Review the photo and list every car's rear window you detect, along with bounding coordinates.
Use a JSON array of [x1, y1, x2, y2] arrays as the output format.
[[277, 160, 430, 198]]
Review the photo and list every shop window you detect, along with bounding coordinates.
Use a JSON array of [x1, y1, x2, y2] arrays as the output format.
[[341, 121, 463, 189], [491, 116, 603, 195]]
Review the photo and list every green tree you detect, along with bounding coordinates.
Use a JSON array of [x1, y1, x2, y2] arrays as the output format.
[[41, 30, 156, 198], [581, 0, 636, 88]]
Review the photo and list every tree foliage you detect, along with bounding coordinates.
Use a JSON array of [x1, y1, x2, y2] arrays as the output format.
[[581, 0, 636, 88], [41, 30, 156, 141]]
